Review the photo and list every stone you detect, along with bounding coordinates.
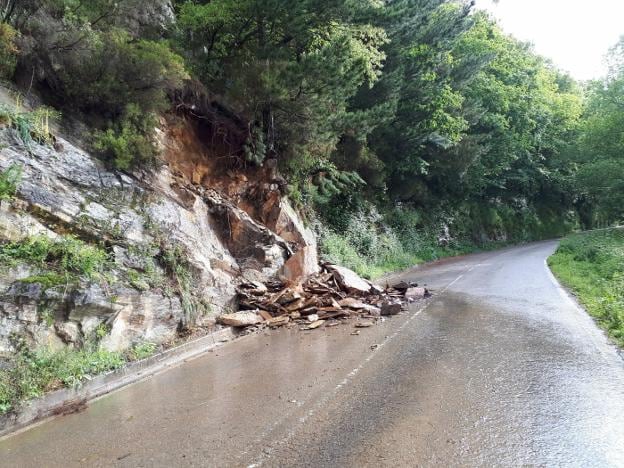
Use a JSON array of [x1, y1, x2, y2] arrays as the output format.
[[69, 284, 119, 320], [268, 316, 290, 327], [405, 287, 427, 300], [307, 314, 319, 323], [240, 281, 268, 296], [380, 301, 402, 316], [100, 293, 184, 351], [326, 265, 371, 294], [80, 316, 103, 337], [355, 321, 374, 328], [338, 298, 369, 309], [306, 320, 325, 330], [280, 246, 319, 283], [257, 310, 273, 321], [55, 322, 81, 344], [360, 304, 381, 316], [369, 283, 384, 295], [217, 311, 263, 327]]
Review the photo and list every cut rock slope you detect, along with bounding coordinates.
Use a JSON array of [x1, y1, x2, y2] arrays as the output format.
[[0, 104, 314, 355]]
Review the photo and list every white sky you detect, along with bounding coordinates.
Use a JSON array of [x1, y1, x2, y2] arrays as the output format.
[[476, 0, 624, 80]]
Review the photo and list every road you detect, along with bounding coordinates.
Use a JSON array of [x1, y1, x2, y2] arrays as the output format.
[[2, 241, 624, 467]]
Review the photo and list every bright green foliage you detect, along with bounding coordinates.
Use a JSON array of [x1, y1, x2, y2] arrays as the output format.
[[571, 38, 624, 226], [94, 104, 159, 170], [128, 342, 158, 361], [0, 163, 20, 200], [549, 229, 624, 347], [0, 235, 109, 279], [0, 22, 17, 79]]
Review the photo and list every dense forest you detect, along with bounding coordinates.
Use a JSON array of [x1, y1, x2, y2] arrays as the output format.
[[1, 0, 622, 277]]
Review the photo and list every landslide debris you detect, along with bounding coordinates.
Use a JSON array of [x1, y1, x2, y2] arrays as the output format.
[[217, 264, 430, 332]]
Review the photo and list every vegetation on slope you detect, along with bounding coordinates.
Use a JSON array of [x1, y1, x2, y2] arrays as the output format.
[[549, 229, 624, 347], [0, 0, 621, 275]]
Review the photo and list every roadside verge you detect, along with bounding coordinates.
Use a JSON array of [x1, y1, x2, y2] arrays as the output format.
[[0, 326, 241, 438]]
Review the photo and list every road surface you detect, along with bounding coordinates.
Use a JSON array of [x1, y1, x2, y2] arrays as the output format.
[[2, 241, 624, 467]]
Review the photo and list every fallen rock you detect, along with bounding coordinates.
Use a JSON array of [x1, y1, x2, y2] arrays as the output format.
[[360, 304, 381, 316], [258, 310, 273, 321], [305, 320, 325, 330], [381, 301, 402, 316], [307, 314, 319, 323], [240, 281, 268, 296], [392, 281, 418, 291], [355, 321, 374, 328], [268, 316, 290, 327], [280, 246, 319, 283], [338, 298, 369, 309], [405, 287, 427, 300], [326, 265, 371, 294], [217, 311, 263, 327]]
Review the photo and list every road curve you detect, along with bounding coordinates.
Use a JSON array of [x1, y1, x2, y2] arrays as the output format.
[[2, 241, 624, 467]]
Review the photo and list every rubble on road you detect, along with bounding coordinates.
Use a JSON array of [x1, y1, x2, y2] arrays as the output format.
[[218, 264, 430, 332]]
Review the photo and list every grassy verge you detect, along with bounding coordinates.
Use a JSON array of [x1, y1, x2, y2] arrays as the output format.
[[548, 229, 624, 347], [0, 338, 159, 415], [320, 228, 487, 279]]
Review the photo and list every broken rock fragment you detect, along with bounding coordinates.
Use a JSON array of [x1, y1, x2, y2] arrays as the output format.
[[380, 301, 402, 316], [326, 264, 372, 294], [217, 311, 263, 327], [405, 287, 427, 300]]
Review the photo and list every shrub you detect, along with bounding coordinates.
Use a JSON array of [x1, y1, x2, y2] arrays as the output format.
[[93, 104, 159, 170], [56, 31, 188, 116], [0, 235, 109, 279], [0, 22, 18, 79], [0, 163, 21, 200]]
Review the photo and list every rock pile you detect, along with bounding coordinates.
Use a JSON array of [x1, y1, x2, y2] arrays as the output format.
[[217, 264, 429, 331]]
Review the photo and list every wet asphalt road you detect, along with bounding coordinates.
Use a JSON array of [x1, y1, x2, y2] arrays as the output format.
[[2, 241, 624, 467]]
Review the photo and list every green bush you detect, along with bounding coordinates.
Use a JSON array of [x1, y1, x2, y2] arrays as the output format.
[[0, 163, 21, 200], [94, 104, 159, 170], [0, 235, 109, 279], [0, 22, 18, 79]]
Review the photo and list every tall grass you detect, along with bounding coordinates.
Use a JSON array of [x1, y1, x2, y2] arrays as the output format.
[[548, 229, 624, 347]]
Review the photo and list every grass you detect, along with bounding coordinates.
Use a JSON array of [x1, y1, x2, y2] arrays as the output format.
[[320, 225, 498, 280], [0, 101, 58, 146], [0, 235, 110, 280], [548, 228, 624, 347], [0, 338, 125, 415], [0, 337, 162, 415]]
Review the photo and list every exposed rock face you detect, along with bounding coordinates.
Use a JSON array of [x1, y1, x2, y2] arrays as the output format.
[[0, 104, 316, 354]]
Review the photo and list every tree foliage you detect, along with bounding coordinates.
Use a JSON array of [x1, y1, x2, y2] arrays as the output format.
[[4, 0, 619, 238]]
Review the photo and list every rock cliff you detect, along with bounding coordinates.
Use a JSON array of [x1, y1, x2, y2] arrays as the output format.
[[0, 92, 316, 355]]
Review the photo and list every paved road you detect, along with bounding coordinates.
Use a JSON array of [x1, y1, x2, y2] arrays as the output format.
[[2, 241, 624, 467]]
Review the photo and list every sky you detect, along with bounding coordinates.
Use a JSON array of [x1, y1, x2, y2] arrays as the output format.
[[476, 0, 624, 80]]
